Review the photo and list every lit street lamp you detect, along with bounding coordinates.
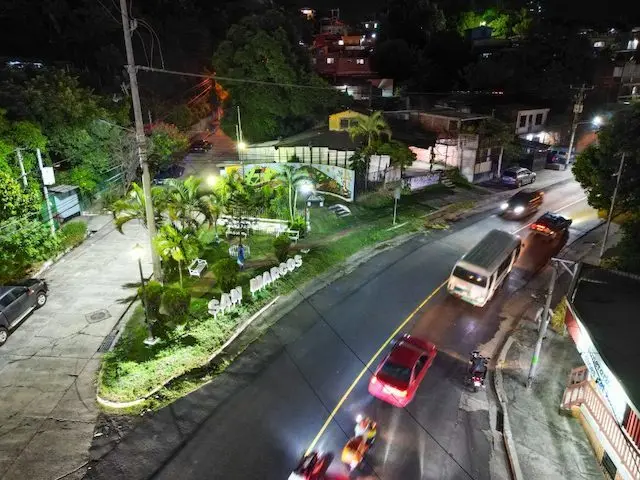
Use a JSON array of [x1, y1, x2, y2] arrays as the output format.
[[132, 243, 158, 346], [567, 115, 604, 167], [299, 181, 314, 232]]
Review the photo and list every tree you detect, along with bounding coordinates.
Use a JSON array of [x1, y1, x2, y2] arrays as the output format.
[[153, 224, 199, 287], [0, 171, 41, 222], [274, 166, 311, 221], [371, 39, 416, 83], [378, 0, 445, 49], [111, 182, 165, 233], [164, 177, 213, 232], [348, 112, 392, 191], [573, 104, 640, 273], [375, 140, 417, 176], [147, 123, 189, 171], [212, 9, 346, 142]]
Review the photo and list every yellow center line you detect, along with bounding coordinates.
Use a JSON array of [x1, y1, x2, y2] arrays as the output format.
[[305, 280, 447, 455]]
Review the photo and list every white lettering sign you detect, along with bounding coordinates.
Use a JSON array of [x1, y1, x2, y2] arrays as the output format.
[[211, 255, 304, 317]]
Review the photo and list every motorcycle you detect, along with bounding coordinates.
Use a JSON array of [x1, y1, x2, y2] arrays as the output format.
[[289, 451, 330, 480], [341, 415, 378, 472], [467, 351, 489, 392]]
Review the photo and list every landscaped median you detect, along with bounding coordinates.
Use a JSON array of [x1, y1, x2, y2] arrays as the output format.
[[95, 184, 500, 411]]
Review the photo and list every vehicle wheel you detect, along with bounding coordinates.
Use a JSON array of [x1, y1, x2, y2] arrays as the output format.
[[0, 327, 7, 346], [531, 176, 536, 184], [35, 292, 47, 308], [516, 181, 521, 188]]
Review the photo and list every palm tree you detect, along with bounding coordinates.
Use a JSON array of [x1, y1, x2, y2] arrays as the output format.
[[153, 224, 198, 287], [348, 111, 392, 191], [164, 177, 214, 232], [275, 166, 311, 221], [112, 182, 165, 233]]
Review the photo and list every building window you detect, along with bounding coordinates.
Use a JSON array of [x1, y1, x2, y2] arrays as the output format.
[[326, 57, 335, 64], [338, 39, 344, 46], [519, 115, 527, 128], [535, 113, 543, 125], [356, 58, 365, 65], [593, 41, 605, 48], [339, 118, 349, 129], [628, 38, 639, 50]]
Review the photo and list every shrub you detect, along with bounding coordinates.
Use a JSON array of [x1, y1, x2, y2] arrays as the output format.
[[212, 257, 239, 291], [60, 221, 88, 250], [273, 234, 292, 262], [289, 216, 306, 236], [162, 286, 191, 321], [140, 280, 163, 320]]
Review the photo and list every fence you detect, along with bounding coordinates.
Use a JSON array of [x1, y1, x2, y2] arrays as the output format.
[[402, 172, 442, 191]]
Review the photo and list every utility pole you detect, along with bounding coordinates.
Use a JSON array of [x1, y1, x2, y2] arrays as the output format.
[[600, 153, 626, 260], [36, 148, 56, 237], [566, 84, 594, 166], [15, 149, 28, 188], [119, 0, 162, 281], [527, 258, 579, 388]]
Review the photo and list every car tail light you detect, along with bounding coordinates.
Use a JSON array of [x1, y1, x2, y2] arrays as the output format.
[[383, 385, 407, 398]]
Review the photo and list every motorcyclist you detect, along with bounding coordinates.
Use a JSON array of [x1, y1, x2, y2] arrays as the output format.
[[469, 351, 488, 381], [289, 452, 324, 480], [354, 415, 377, 445]]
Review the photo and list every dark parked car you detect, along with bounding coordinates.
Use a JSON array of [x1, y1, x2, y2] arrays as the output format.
[[189, 139, 212, 153], [0, 279, 48, 346], [500, 189, 544, 218], [530, 212, 573, 239], [152, 164, 185, 185], [501, 167, 537, 188]]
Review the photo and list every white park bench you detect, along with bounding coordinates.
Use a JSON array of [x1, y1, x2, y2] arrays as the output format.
[[285, 229, 300, 243], [188, 258, 208, 277]]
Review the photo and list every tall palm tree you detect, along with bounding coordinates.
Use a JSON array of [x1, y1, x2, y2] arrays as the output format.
[[153, 224, 198, 287], [275, 166, 311, 221], [348, 112, 392, 191], [164, 177, 213, 232], [112, 182, 165, 233]]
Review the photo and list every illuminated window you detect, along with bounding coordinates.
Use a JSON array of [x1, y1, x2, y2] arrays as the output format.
[[365, 23, 369, 28], [356, 58, 365, 65], [338, 39, 344, 46], [326, 57, 335, 64], [593, 41, 605, 48], [374, 23, 378, 28]]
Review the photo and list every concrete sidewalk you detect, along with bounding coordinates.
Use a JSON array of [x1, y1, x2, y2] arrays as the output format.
[[495, 220, 624, 480], [0, 217, 151, 480]]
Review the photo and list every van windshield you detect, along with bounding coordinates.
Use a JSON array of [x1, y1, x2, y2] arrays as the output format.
[[452, 266, 488, 287]]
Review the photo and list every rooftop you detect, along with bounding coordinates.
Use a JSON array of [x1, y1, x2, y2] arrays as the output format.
[[276, 127, 361, 151], [569, 264, 640, 409], [421, 108, 490, 121]]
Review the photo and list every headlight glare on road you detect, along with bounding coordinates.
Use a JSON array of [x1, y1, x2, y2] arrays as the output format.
[[514, 205, 524, 214], [500, 203, 508, 210]]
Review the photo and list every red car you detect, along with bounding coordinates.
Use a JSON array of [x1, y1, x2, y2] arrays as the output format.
[[368, 334, 437, 407]]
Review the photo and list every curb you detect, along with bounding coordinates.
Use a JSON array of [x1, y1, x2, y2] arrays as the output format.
[[494, 335, 525, 480], [96, 296, 280, 409]]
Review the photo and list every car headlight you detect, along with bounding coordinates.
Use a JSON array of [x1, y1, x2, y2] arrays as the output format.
[[350, 460, 358, 469], [500, 203, 508, 210], [514, 206, 525, 214]]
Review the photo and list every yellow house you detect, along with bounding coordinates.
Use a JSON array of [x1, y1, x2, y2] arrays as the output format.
[[328, 110, 365, 132]]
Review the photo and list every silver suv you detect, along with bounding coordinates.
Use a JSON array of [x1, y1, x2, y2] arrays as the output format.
[[501, 167, 536, 188], [0, 279, 48, 346]]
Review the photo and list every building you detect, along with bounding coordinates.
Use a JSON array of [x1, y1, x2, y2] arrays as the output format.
[[385, 109, 506, 183], [562, 264, 640, 480]]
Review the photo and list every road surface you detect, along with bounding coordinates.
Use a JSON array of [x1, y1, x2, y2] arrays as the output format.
[[119, 180, 598, 480]]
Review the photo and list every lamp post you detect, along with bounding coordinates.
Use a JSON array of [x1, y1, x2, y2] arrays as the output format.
[[132, 244, 158, 346], [566, 116, 603, 167], [299, 182, 314, 232], [599, 152, 626, 261]]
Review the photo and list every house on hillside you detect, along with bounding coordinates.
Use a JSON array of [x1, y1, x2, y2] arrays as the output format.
[[562, 264, 640, 480]]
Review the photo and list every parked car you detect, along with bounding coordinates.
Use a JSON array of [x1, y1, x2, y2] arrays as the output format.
[[152, 164, 185, 185], [0, 279, 48, 346], [189, 139, 212, 153], [368, 334, 437, 407], [530, 212, 573, 239], [500, 189, 544, 218], [546, 147, 573, 170], [501, 167, 536, 188]]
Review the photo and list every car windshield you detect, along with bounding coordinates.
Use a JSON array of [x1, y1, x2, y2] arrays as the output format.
[[510, 192, 532, 203], [379, 360, 412, 383], [452, 266, 488, 287], [503, 170, 517, 178]]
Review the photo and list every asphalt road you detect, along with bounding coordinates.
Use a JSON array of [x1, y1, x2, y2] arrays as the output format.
[[149, 180, 597, 480]]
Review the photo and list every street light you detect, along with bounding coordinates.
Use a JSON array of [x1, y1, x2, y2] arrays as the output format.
[[567, 115, 604, 167], [132, 243, 158, 346], [299, 181, 314, 233]]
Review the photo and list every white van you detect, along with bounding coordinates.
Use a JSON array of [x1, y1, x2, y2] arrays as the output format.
[[447, 229, 521, 307]]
